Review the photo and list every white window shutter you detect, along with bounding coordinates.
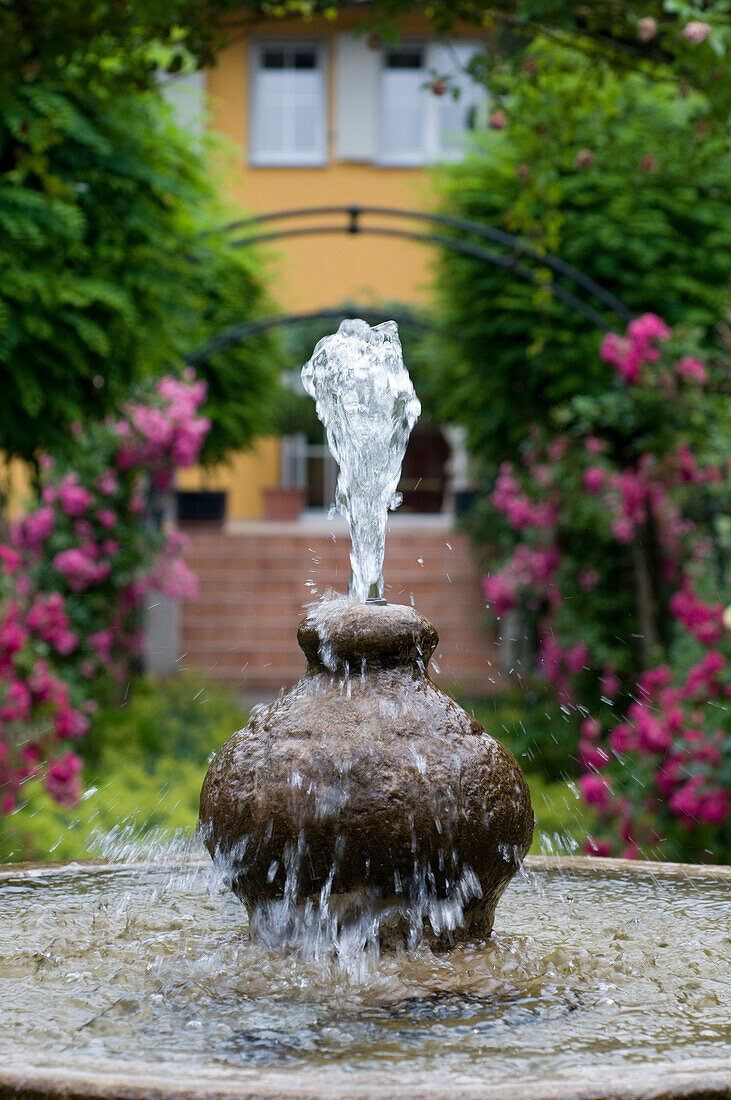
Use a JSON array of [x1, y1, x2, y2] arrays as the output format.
[[336, 33, 379, 161], [161, 70, 206, 135]]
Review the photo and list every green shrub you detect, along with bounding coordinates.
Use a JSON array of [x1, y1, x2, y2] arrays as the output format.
[[0, 675, 247, 862], [429, 40, 730, 463]]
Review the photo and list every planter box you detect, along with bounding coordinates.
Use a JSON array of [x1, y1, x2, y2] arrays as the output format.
[[262, 486, 305, 522], [176, 491, 227, 525]]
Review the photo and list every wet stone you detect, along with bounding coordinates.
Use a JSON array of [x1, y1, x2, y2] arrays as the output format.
[[199, 601, 534, 947]]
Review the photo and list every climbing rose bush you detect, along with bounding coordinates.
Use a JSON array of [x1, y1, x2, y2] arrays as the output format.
[[480, 315, 730, 862], [0, 374, 210, 813]]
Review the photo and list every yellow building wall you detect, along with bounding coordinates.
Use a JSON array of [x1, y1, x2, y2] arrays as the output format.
[[177, 437, 280, 519], [0, 457, 33, 521]]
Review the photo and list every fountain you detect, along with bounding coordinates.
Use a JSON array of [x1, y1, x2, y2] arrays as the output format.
[[200, 319, 534, 948], [1, 319, 729, 1098]]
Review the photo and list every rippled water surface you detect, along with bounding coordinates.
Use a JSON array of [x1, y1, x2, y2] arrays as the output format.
[[1, 859, 729, 1081]]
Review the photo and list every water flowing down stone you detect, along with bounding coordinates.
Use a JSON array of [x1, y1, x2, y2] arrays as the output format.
[[200, 315, 534, 950], [301, 319, 420, 602]]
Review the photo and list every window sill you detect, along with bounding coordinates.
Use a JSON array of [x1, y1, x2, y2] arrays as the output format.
[[248, 157, 329, 169]]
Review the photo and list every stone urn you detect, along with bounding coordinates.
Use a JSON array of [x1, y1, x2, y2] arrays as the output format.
[[199, 601, 534, 945]]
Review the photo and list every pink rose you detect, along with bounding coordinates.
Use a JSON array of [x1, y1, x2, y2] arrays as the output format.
[[676, 357, 707, 384], [58, 479, 93, 517], [23, 506, 55, 546], [45, 752, 83, 807], [96, 470, 119, 496], [683, 21, 710, 43], [583, 467, 604, 494], [579, 774, 612, 809], [637, 16, 658, 41], [97, 508, 117, 530], [0, 545, 21, 576]]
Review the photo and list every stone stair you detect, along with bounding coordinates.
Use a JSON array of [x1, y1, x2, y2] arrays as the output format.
[[181, 517, 498, 696]]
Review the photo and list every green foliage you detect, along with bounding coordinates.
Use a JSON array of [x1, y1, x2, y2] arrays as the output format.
[[429, 42, 730, 464], [0, 675, 248, 862], [1, 57, 280, 464], [525, 773, 594, 856], [469, 689, 580, 782]]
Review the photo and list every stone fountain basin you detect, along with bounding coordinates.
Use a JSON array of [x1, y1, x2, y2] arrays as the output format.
[[0, 854, 729, 1100]]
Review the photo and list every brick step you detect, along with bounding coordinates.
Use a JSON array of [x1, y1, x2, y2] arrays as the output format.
[[181, 527, 496, 694]]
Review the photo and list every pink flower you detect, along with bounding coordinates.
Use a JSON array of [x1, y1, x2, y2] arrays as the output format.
[[579, 740, 609, 770], [676, 357, 708, 384], [149, 556, 198, 599], [627, 314, 671, 343], [54, 706, 90, 740], [547, 437, 569, 462], [97, 508, 117, 530], [585, 437, 606, 455], [583, 836, 612, 857], [656, 755, 685, 797], [612, 516, 634, 543], [578, 568, 599, 591], [583, 467, 604, 494], [23, 506, 55, 546], [581, 718, 601, 741], [609, 723, 637, 754], [635, 709, 671, 754], [483, 573, 517, 616], [638, 665, 672, 698], [600, 665, 621, 700], [96, 470, 119, 495], [1, 680, 32, 722], [0, 545, 21, 576], [28, 660, 66, 704], [89, 630, 114, 661], [684, 651, 725, 696], [670, 777, 704, 823], [45, 752, 83, 807], [57, 477, 93, 517], [697, 788, 729, 825], [0, 606, 26, 658], [637, 16, 658, 41], [683, 21, 710, 43], [565, 642, 589, 674], [670, 584, 724, 646], [52, 548, 109, 592], [579, 773, 612, 809]]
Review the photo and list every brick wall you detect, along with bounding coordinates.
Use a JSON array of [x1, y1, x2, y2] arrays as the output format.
[[181, 518, 498, 696]]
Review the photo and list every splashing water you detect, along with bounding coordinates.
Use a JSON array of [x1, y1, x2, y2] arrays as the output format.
[[302, 319, 420, 602]]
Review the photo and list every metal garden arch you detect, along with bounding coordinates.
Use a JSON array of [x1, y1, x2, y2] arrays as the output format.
[[186, 204, 632, 366]]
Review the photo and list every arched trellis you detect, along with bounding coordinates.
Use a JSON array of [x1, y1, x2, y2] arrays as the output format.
[[216, 205, 631, 328], [185, 305, 432, 368], [188, 204, 633, 369]]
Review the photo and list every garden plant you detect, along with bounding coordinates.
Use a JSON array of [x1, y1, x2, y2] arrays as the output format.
[[0, 375, 210, 816]]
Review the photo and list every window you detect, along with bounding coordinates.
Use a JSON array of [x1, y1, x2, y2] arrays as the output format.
[[250, 41, 326, 166], [379, 47, 427, 165], [377, 41, 485, 166]]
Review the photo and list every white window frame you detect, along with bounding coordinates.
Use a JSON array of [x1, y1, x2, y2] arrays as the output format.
[[376, 39, 485, 167], [249, 39, 328, 167]]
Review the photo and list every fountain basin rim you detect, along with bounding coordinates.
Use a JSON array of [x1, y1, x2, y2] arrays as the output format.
[[0, 1052, 729, 1100], [2, 855, 730, 1100], [1, 852, 730, 882]]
